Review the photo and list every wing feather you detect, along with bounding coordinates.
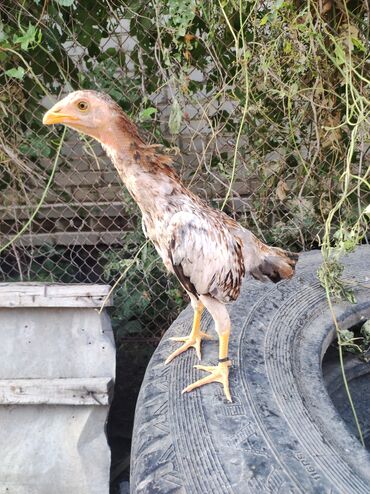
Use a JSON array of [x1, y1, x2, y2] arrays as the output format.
[[168, 211, 245, 302]]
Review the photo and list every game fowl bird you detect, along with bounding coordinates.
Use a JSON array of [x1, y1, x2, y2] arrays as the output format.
[[43, 91, 298, 401]]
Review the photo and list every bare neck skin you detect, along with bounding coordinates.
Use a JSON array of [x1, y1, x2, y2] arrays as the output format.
[[96, 120, 140, 164]]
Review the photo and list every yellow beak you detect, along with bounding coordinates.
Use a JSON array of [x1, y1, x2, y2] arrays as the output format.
[[42, 110, 78, 125]]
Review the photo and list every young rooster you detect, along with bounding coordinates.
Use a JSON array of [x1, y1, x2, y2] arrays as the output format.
[[43, 90, 298, 401]]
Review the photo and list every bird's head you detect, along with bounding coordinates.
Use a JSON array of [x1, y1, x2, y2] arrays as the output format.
[[43, 90, 141, 145]]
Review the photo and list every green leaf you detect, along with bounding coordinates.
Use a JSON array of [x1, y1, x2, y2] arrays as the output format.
[[351, 37, 365, 52], [345, 289, 356, 305], [260, 14, 269, 26], [274, 0, 285, 9], [55, 0, 75, 5], [339, 329, 354, 342], [334, 44, 346, 66], [283, 40, 292, 54], [105, 47, 117, 57], [13, 23, 41, 50], [168, 99, 182, 135], [361, 320, 370, 343], [5, 67, 26, 79], [139, 107, 157, 122], [168, 0, 196, 38], [0, 21, 7, 43]]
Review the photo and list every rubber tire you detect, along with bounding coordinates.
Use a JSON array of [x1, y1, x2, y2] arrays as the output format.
[[323, 353, 370, 444], [131, 246, 370, 494]]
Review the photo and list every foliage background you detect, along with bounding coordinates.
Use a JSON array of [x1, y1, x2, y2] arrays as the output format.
[[0, 0, 369, 490]]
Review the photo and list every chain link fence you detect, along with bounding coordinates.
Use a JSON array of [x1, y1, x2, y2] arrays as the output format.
[[1, 1, 369, 339], [1, 2, 369, 489]]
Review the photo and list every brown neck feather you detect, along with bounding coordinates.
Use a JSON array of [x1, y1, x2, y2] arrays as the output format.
[[98, 109, 178, 180], [117, 112, 144, 144], [130, 141, 178, 179]]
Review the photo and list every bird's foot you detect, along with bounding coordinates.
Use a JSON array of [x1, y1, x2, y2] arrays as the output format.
[[165, 331, 213, 365], [182, 361, 232, 402]]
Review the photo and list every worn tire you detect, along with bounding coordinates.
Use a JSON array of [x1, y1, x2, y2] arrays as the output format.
[[131, 246, 370, 494]]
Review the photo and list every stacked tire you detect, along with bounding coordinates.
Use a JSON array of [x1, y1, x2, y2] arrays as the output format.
[[131, 247, 370, 494]]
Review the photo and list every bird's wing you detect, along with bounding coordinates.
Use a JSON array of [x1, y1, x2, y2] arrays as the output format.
[[168, 211, 245, 302]]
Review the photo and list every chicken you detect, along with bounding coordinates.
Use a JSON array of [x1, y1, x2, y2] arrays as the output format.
[[43, 90, 298, 401]]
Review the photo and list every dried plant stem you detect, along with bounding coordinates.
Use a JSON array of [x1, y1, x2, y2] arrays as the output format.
[[0, 128, 66, 255], [98, 240, 150, 314]]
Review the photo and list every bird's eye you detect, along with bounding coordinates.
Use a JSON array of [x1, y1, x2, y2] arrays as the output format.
[[77, 101, 88, 111]]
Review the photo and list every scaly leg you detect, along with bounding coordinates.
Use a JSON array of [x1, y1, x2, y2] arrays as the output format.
[[165, 299, 212, 364], [182, 296, 232, 402]]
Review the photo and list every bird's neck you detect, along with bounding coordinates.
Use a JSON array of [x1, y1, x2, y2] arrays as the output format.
[[97, 122, 140, 159], [99, 128, 181, 215]]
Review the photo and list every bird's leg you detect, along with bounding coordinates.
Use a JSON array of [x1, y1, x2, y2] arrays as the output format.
[[182, 297, 232, 402], [182, 328, 231, 401], [165, 299, 212, 364]]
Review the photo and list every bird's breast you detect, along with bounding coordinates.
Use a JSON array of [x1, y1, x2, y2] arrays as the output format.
[[141, 212, 173, 268]]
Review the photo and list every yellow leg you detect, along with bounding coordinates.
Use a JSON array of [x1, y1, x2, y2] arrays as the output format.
[[182, 329, 232, 402], [165, 302, 212, 364]]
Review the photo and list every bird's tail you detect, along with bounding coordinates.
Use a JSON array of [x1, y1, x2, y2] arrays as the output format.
[[250, 244, 298, 283]]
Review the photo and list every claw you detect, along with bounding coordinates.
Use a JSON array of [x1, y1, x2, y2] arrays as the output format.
[[182, 361, 232, 402]]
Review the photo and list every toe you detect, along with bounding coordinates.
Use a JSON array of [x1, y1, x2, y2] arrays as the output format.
[[195, 342, 201, 361], [223, 380, 232, 402], [165, 342, 191, 364], [182, 374, 218, 394], [165, 331, 211, 365], [200, 332, 213, 340], [169, 336, 188, 342], [187, 363, 232, 401], [194, 364, 216, 372]]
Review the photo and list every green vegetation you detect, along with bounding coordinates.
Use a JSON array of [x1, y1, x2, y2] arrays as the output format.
[[103, 230, 186, 343], [2, 1, 368, 248], [0, 1, 369, 438]]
